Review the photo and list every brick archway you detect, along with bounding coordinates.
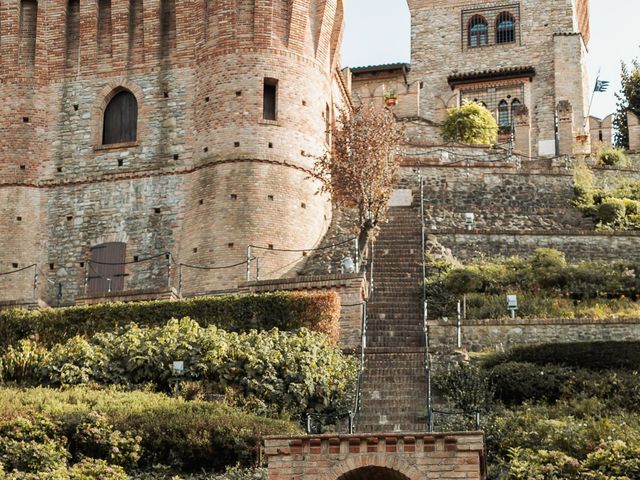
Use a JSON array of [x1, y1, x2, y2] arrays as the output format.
[[326, 457, 423, 480], [264, 432, 486, 480], [335, 466, 414, 480]]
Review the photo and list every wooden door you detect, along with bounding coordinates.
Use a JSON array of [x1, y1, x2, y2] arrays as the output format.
[[87, 242, 126, 294]]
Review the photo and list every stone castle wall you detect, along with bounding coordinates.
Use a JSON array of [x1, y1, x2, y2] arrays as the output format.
[[0, 0, 347, 305], [404, 164, 640, 263]]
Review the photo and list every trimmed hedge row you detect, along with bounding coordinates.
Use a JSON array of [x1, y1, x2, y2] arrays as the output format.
[[0, 291, 341, 350], [483, 341, 640, 370], [0, 387, 299, 474]]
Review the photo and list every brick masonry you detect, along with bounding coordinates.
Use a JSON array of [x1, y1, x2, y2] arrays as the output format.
[[0, 0, 347, 306], [264, 432, 486, 480]]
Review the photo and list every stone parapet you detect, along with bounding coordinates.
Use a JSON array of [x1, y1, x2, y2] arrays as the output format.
[[75, 288, 179, 306]]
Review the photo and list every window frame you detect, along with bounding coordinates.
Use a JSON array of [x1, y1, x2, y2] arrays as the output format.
[[496, 11, 516, 44], [498, 99, 510, 127], [468, 15, 489, 48], [263, 78, 279, 122], [461, 4, 521, 50], [102, 89, 138, 146]]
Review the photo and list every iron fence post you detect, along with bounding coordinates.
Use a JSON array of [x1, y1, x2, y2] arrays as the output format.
[[246, 246, 252, 282], [32, 265, 38, 300]]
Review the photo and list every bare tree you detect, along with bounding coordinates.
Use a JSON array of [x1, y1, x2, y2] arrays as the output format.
[[315, 103, 404, 253]]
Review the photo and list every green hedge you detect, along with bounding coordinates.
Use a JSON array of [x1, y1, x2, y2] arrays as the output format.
[[0, 387, 299, 476], [0, 291, 341, 350], [484, 341, 640, 370], [0, 319, 357, 419]]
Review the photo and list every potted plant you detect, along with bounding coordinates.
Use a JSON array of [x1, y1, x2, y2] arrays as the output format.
[[384, 90, 398, 107]]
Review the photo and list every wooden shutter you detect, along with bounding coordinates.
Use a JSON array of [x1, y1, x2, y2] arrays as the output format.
[[263, 80, 277, 121], [103, 91, 138, 144], [87, 242, 126, 295]]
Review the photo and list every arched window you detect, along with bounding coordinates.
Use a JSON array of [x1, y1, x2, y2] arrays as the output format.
[[496, 12, 516, 44], [511, 98, 522, 118], [498, 100, 510, 127], [103, 90, 138, 145], [468, 15, 488, 47]]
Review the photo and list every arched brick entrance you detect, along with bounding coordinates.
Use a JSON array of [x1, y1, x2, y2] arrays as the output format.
[[336, 466, 412, 480], [264, 432, 486, 480]]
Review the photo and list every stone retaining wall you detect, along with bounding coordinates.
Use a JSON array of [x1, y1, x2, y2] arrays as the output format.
[[428, 317, 640, 353]]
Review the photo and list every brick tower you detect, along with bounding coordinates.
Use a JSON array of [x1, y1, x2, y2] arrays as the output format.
[[405, 0, 591, 157], [0, 0, 347, 305]]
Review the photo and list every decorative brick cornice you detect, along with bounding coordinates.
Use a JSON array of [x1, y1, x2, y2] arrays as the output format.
[[447, 66, 536, 88]]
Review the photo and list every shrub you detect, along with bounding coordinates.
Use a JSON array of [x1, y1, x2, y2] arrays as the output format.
[[597, 197, 627, 225], [433, 363, 494, 412], [441, 101, 498, 145], [505, 447, 582, 480], [488, 362, 572, 406], [0, 291, 341, 351], [484, 342, 640, 370], [582, 441, 640, 478], [599, 147, 629, 167], [573, 163, 640, 231], [69, 458, 128, 480], [0, 387, 299, 472], [0, 416, 69, 474], [3, 319, 357, 420], [74, 412, 143, 469]]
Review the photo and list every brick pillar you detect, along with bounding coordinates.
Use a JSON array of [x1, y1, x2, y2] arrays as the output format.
[[557, 100, 574, 156], [627, 111, 640, 152], [514, 105, 531, 158]]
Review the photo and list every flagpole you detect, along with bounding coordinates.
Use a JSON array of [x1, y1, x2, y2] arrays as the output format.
[[587, 68, 602, 124]]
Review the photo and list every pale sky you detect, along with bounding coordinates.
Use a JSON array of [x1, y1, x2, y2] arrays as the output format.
[[340, 0, 640, 119]]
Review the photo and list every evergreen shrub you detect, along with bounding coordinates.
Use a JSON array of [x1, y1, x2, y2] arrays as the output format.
[[0, 291, 341, 351], [0, 387, 299, 473]]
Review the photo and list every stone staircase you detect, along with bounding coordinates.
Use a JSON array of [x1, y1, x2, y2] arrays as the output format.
[[356, 204, 429, 433]]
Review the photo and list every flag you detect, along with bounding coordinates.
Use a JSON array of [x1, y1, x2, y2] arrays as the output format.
[[594, 79, 610, 92]]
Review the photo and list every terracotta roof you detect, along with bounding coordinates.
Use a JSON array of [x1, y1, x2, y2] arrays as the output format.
[[447, 66, 536, 88], [349, 63, 411, 75]]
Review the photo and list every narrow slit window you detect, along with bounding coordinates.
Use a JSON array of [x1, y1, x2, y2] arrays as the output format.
[[263, 78, 278, 121], [496, 12, 516, 44], [468, 15, 488, 48], [103, 90, 138, 145]]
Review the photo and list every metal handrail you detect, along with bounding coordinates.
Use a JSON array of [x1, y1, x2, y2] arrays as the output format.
[[303, 300, 367, 435], [351, 300, 368, 433], [419, 171, 434, 432]]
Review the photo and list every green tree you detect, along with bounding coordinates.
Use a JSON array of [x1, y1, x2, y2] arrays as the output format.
[[613, 58, 640, 149], [441, 101, 498, 145]]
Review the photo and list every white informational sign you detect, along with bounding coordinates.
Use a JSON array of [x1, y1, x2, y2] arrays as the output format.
[[538, 140, 557, 157], [389, 189, 413, 207]]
